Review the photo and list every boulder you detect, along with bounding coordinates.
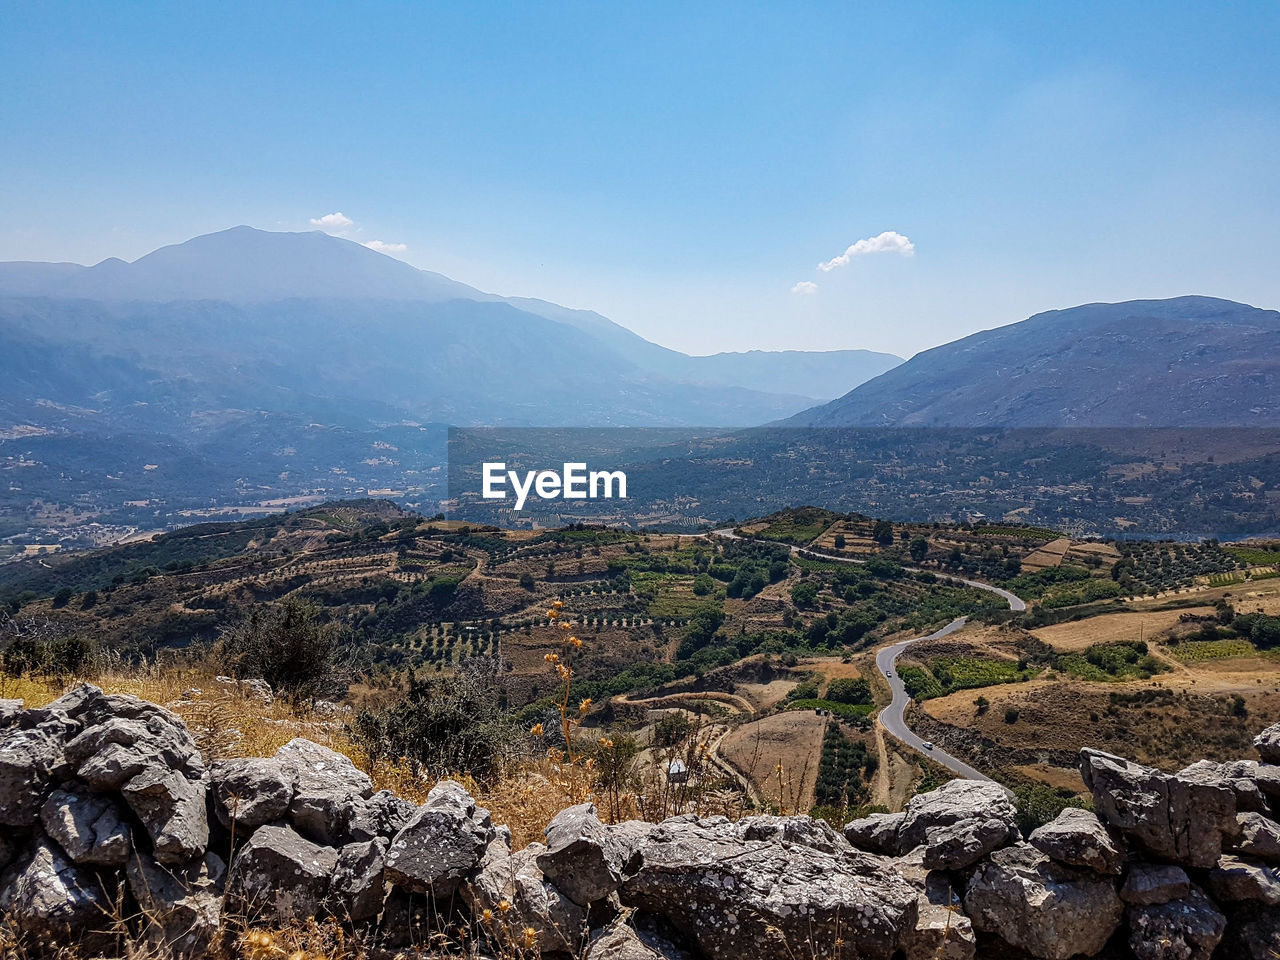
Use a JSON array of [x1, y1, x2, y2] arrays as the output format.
[[620, 814, 917, 960], [536, 803, 645, 906], [895, 845, 977, 960], [844, 811, 904, 854], [1028, 807, 1124, 875], [1121, 863, 1191, 905], [227, 823, 339, 922], [922, 816, 1014, 871], [1180, 758, 1266, 812], [738, 814, 850, 854], [209, 756, 295, 831], [1255, 721, 1280, 764], [585, 918, 690, 960], [127, 850, 225, 959], [385, 779, 491, 898], [0, 698, 22, 727], [120, 764, 209, 863], [466, 838, 587, 954], [1219, 904, 1280, 960], [1207, 854, 1280, 905], [40, 786, 132, 866], [1234, 811, 1280, 862], [1080, 748, 1235, 868], [963, 843, 1122, 960], [898, 779, 1017, 851], [0, 726, 65, 827], [329, 838, 388, 923], [1126, 885, 1226, 960], [0, 838, 114, 952], [276, 738, 373, 846], [346, 788, 418, 842]]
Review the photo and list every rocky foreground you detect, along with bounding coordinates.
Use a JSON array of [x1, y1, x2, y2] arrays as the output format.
[[3, 688, 1280, 958]]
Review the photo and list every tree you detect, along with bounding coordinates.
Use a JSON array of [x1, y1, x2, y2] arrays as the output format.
[[519, 572, 536, 591], [872, 521, 894, 546], [909, 537, 930, 563], [1004, 706, 1019, 724], [833, 534, 846, 550], [52, 587, 74, 608], [826, 677, 872, 705], [216, 598, 350, 704], [791, 581, 820, 608]]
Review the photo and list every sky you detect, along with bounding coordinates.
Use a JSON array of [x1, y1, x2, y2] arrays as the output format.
[[2, 1, 1278, 359]]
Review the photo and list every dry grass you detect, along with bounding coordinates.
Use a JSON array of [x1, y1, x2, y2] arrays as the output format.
[[1031, 607, 1213, 651], [718, 711, 825, 813]]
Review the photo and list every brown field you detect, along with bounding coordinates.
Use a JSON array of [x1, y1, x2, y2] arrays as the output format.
[[1022, 537, 1073, 571], [718, 711, 826, 813], [1032, 607, 1213, 651]]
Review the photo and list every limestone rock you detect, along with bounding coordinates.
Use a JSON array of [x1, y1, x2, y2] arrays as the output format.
[[1029, 807, 1124, 875], [844, 811, 904, 854], [276, 737, 373, 846], [346, 788, 418, 842], [209, 756, 295, 831], [1121, 863, 1191, 905], [963, 843, 1122, 960], [466, 838, 587, 954], [1207, 854, 1280, 905], [898, 779, 1017, 851], [536, 803, 644, 906], [385, 779, 491, 898], [127, 850, 225, 959], [40, 786, 132, 866], [896, 845, 977, 960], [228, 823, 338, 922], [0, 838, 113, 951], [738, 814, 849, 854], [0, 698, 22, 727], [1180, 758, 1266, 813], [0, 726, 65, 827], [1126, 885, 1226, 960], [1255, 721, 1280, 764], [922, 816, 1013, 870], [329, 838, 388, 923], [1234, 811, 1280, 862], [120, 763, 209, 863]]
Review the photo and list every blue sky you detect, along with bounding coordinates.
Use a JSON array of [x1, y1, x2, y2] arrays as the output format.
[[2, 1, 1278, 357]]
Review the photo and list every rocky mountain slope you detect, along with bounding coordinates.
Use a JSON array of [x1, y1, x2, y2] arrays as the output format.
[[4, 683, 1280, 958], [788, 296, 1280, 427]]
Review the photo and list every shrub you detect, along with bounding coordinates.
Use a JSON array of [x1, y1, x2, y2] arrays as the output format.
[[826, 676, 872, 705], [1004, 706, 1020, 724], [215, 597, 350, 704]]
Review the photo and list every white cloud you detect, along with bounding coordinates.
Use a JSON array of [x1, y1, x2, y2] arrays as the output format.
[[790, 280, 818, 295], [817, 231, 915, 272], [363, 240, 407, 255], [310, 212, 354, 232]]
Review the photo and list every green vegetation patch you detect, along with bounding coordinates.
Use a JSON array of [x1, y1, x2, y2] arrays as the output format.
[[1170, 638, 1263, 663], [787, 699, 876, 719], [1057, 640, 1167, 681], [747, 507, 844, 545], [1226, 545, 1280, 566], [813, 722, 875, 807], [973, 525, 1062, 541]]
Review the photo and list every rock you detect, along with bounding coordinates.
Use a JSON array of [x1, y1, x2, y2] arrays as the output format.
[[898, 779, 1017, 851], [0, 726, 65, 827], [1219, 904, 1280, 960], [1180, 758, 1267, 812], [896, 846, 977, 960], [585, 918, 681, 960], [329, 838, 388, 923], [40, 786, 132, 866], [620, 815, 918, 960], [276, 737, 372, 845], [209, 756, 295, 832], [1121, 863, 1191, 905], [1234, 811, 1280, 862], [127, 851, 225, 959], [120, 764, 209, 863], [1255, 721, 1280, 763], [228, 823, 339, 922], [1207, 854, 1280, 905], [215, 675, 273, 704], [1256, 764, 1280, 798], [347, 788, 418, 842], [537, 803, 645, 906], [1080, 748, 1235, 869], [738, 814, 849, 854], [385, 780, 491, 898], [963, 843, 1122, 960], [1028, 807, 1124, 875], [1127, 885, 1226, 960], [844, 811, 904, 854], [0, 699, 22, 727], [0, 838, 113, 951], [466, 839, 587, 954], [922, 816, 1014, 871]]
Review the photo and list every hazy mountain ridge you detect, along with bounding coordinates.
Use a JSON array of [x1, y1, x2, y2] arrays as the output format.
[[788, 296, 1280, 427]]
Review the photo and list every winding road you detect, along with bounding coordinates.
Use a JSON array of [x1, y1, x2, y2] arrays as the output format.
[[712, 527, 1026, 782]]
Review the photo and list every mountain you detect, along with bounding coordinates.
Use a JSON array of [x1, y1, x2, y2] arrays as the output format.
[[787, 296, 1280, 427], [0, 227, 900, 424]]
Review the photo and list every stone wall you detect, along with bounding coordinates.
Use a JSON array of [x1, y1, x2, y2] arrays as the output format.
[[2, 685, 1280, 958]]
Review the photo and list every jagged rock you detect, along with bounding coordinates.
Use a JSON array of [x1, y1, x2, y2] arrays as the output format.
[[466, 838, 587, 954], [276, 737, 373, 845], [127, 850, 225, 959], [0, 698, 22, 727], [1028, 807, 1124, 875], [347, 788, 418, 842], [1180, 758, 1266, 812], [896, 846, 977, 960], [385, 779, 491, 898], [1121, 863, 1191, 905], [1126, 885, 1226, 960], [844, 811, 904, 854], [1220, 904, 1280, 959], [1256, 764, 1280, 798], [922, 816, 1013, 870], [620, 814, 917, 960], [585, 918, 687, 960], [898, 779, 1017, 851], [0, 726, 65, 827], [1207, 854, 1280, 905], [0, 838, 114, 951], [1080, 748, 1235, 868], [1255, 721, 1280, 763], [40, 786, 132, 865], [121, 764, 210, 863], [209, 755, 295, 831], [329, 838, 388, 923], [1234, 811, 1280, 862], [376, 888, 434, 949], [963, 843, 1122, 960], [738, 814, 849, 854], [537, 803, 645, 906], [228, 823, 339, 921]]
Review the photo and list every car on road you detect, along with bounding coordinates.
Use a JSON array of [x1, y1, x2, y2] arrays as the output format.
[[921, 740, 934, 750]]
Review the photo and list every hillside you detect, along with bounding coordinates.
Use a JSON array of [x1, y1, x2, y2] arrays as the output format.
[[789, 296, 1280, 427]]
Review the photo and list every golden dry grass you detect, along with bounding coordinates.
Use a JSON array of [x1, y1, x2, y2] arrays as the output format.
[[717, 711, 825, 813], [1031, 607, 1213, 651]]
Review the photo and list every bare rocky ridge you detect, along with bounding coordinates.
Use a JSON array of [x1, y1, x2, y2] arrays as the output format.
[[4, 685, 1280, 957]]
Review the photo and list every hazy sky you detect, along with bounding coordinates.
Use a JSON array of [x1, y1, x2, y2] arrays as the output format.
[[2, 2, 1278, 358]]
